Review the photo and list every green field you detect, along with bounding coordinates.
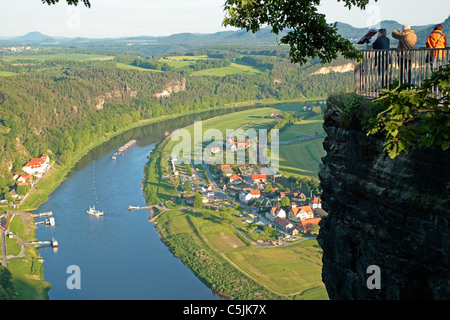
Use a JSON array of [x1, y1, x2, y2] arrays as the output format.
[[116, 62, 162, 72], [279, 115, 325, 142], [279, 138, 326, 179], [226, 240, 327, 297], [156, 209, 328, 299], [191, 62, 263, 77], [0, 70, 18, 77], [159, 55, 208, 69]]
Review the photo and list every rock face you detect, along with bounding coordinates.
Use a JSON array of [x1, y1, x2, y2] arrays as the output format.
[[153, 78, 186, 98], [317, 113, 450, 300]]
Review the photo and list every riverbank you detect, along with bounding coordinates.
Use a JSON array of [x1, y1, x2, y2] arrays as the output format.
[[0, 212, 51, 299], [144, 103, 329, 300], [13, 97, 312, 212]]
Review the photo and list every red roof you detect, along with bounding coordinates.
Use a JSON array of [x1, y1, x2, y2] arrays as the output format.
[[291, 205, 314, 216], [251, 174, 267, 181], [313, 197, 322, 205], [24, 154, 48, 168], [249, 190, 261, 196], [298, 218, 322, 232], [274, 217, 291, 227], [221, 165, 231, 171], [229, 174, 242, 181]]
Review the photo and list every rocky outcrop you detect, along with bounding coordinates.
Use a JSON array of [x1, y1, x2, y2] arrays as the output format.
[[317, 112, 449, 300], [311, 63, 354, 75], [94, 85, 138, 110], [154, 78, 186, 98]]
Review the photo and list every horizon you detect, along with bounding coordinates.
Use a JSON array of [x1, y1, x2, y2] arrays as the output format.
[[1, 0, 449, 39]]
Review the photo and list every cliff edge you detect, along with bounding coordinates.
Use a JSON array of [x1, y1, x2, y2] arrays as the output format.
[[317, 106, 449, 299]]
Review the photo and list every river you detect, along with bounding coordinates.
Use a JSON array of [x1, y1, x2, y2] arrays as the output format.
[[34, 106, 256, 300]]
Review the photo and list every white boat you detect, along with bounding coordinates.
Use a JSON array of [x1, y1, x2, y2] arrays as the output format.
[[87, 205, 104, 217]]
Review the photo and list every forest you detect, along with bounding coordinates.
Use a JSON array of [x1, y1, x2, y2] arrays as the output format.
[[0, 46, 353, 200]]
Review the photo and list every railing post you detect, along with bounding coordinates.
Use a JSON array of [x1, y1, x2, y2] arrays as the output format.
[[355, 48, 449, 99]]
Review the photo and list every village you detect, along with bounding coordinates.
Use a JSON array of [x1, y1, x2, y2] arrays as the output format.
[[167, 129, 326, 243]]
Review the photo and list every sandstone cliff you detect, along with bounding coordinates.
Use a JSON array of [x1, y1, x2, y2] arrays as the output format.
[[317, 109, 449, 300]]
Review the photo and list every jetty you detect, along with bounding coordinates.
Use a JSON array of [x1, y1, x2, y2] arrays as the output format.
[[112, 139, 137, 159], [128, 205, 153, 211], [26, 238, 59, 248], [35, 216, 55, 227]]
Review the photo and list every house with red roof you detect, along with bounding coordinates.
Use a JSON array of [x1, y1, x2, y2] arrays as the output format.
[[288, 203, 314, 222], [312, 196, 322, 209], [16, 174, 33, 185], [251, 174, 267, 184], [220, 164, 233, 177], [298, 218, 322, 234], [23, 154, 50, 177], [273, 217, 298, 235], [229, 174, 243, 185], [239, 189, 261, 204]]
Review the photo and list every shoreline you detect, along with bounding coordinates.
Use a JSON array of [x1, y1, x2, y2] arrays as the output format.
[[5, 97, 320, 300], [12, 97, 316, 213]]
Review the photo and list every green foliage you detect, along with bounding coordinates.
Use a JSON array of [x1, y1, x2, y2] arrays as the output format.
[[16, 184, 30, 196], [366, 65, 450, 158], [183, 180, 191, 193], [0, 266, 16, 300], [263, 182, 273, 193], [280, 196, 291, 207], [223, 0, 367, 65], [193, 192, 203, 208]]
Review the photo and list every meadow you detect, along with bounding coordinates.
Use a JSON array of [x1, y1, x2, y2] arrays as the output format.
[[156, 208, 328, 299]]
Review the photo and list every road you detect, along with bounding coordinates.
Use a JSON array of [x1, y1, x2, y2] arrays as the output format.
[[1, 228, 7, 267]]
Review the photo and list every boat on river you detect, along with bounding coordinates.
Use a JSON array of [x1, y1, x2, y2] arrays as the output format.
[[87, 205, 104, 217]]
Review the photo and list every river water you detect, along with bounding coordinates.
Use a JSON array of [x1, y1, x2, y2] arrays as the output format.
[[34, 106, 255, 300]]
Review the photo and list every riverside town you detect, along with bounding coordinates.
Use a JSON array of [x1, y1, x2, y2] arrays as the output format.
[[0, 0, 448, 311]]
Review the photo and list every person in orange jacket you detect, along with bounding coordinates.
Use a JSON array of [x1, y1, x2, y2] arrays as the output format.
[[426, 24, 447, 63]]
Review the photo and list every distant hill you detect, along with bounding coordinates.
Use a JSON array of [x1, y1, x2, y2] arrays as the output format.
[[3, 17, 448, 54], [13, 31, 54, 43]]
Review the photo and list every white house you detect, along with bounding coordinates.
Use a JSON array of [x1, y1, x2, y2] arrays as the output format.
[[239, 190, 261, 204], [268, 206, 287, 220], [288, 204, 314, 222], [22, 154, 50, 177]]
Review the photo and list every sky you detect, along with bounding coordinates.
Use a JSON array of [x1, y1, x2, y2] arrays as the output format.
[[1, 0, 449, 38]]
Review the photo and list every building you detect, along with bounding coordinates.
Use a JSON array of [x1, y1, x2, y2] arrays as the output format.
[[15, 174, 33, 184], [273, 217, 298, 235], [239, 189, 261, 203], [229, 174, 243, 185], [312, 196, 322, 209], [221, 164, 233, 177], [288, 204, 314, 222], [251, 174, 267, 184], [268, 206, 286, 220], [271, 112, 281, 118], [22, 154, 50, 177], [298, 218, 322, 234]]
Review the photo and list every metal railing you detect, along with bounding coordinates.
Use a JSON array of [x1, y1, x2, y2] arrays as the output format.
[[354, 48, 450, 98]]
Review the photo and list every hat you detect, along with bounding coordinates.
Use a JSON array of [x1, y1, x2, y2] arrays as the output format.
[[403, 24, 411, 31]]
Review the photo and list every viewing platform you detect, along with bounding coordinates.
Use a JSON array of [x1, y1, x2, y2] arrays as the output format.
[[354, 48, 450, 98]]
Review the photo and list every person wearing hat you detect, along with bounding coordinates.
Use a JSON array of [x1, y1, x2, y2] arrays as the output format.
[[392, 25, 417, 84]]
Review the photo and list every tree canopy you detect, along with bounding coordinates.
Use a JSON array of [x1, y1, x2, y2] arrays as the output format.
[[223, 0, 375, 65]]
